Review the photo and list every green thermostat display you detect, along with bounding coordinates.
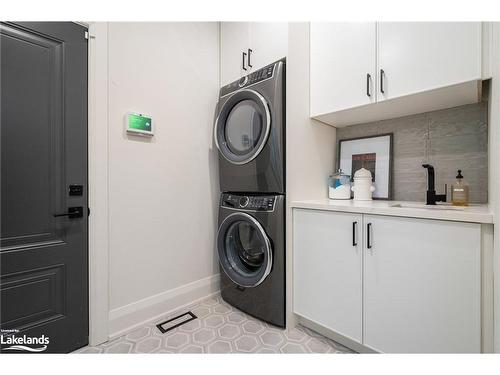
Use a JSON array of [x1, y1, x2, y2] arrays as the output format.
[[126, 112, 153, 136]]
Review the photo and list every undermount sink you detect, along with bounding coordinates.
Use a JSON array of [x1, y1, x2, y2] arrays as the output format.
[[389, 203, 466, 211]]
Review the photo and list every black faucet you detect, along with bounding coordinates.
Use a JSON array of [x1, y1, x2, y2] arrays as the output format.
[[422, 164, 447, 205]]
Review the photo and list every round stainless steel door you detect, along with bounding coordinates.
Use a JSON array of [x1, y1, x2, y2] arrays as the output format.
[[214, 89, 271, 165], [217, 212, 272, 287]]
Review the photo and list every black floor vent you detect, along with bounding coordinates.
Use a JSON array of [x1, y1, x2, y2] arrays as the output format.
[[156, 311, 197, 334]]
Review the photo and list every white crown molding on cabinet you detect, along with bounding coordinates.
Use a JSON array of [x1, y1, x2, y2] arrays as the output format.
[[108, 274, 220, 339]]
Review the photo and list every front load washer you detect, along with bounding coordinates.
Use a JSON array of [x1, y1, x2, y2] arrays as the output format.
[[214, 59, 285, 194], [216, 193, 285, 327]]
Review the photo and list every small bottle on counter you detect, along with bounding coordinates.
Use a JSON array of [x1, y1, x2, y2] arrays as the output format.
[[451, 170, 469, 206]]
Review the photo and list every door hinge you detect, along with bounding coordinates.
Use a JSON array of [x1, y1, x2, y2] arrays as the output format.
[[84, 31, 89, 40]]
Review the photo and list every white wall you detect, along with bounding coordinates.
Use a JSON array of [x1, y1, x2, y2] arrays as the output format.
[[106, 23, 220, 336], [286, 22, 337, 327], [286, 23, 336, 202]]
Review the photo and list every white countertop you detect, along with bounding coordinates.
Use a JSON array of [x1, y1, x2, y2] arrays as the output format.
[[290, 199, 494, 224]]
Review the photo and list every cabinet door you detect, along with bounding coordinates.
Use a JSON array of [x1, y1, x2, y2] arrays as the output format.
[[310, 22, 376, 117], [293, 209, 363, 342], [377, 22, 481, 101], [249, 22, 287, 70], [220, 22, 250, 86], [363, 215, 481, 353]]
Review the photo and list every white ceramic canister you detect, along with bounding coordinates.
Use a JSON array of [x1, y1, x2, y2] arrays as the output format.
[[351, 168, 375, 201]]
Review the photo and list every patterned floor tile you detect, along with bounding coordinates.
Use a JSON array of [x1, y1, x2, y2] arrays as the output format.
[[135, 337, 161, 353], [234, 335, 259, 352], [179, 344, 204, 353], [75, 294, 355, 354], [192, 328, 216, 345], [242, 321, 265, 335], [280, 342, 307, 354], [126, 326, 151, 342], [75, 346, 103, 354], [207, 340, 233, 353], [165, 332, 190, 350], [218, 324, 240, 340], [105, 340, 135, 354], [260, 331, 285, 347]]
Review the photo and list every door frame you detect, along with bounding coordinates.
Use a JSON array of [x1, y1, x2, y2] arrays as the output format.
[[86, 21, 109, 346]]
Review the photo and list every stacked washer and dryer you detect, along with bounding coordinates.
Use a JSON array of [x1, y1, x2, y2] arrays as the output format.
[[214, 59, 286, 328]]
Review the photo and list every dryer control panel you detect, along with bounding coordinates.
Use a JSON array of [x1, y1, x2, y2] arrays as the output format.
[[221, 193, 276, 211], [220, 62, 277, 97]]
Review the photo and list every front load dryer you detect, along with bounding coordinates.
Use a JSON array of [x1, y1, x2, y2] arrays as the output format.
[[214, 59, 285, 194]]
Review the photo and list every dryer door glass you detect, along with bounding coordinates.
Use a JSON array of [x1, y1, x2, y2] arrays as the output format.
[[217, 213, 272, 287], [215, 89, 271, 165], [225, 100, 263, 155]]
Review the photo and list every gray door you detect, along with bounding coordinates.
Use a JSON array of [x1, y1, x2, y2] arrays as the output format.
[[1, 22, 88, 353]]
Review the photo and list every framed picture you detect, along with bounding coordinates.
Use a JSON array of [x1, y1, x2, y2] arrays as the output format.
[[338, 133, 393, 200]]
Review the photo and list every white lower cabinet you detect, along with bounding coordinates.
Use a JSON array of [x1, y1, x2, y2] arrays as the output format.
[[363, 215, 481, 353], [293, 209, 482, 353], [293, 209, 363, 342]]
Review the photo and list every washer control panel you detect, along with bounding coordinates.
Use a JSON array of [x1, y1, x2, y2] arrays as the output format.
[[222, 193, 276, 211], [220, 62, 276, 97]]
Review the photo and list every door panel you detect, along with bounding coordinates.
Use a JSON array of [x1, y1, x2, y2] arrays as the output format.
[[293, 209, 363, 342], [1, 27, 64, 249], [363, 215, 481, 353], [377, 22, 481, 101], [310, 22, 376, 116], [1, 264, 65, 329], [1, 22, 88, 353]]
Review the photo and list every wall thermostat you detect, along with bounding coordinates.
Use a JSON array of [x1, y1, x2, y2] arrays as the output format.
[[126, 112, 153, 136]]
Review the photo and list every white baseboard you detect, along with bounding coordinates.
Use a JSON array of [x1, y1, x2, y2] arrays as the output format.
[[108, 274, 220, 339]]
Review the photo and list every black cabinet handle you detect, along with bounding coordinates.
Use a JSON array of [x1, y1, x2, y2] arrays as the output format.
[[248, 49, 253, 68], [380, 69, 385, 94], [242, 52, 247, 71], [366, 74, 371, 97], [352, 221, 358, 246], [367, 223, 372, 249], [54, 206, 83, 219]]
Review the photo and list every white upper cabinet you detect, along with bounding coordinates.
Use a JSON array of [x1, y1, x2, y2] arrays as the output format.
[[249, 22, 288, 71], [310, 22, 483, 126], [220, 22, 287, 86], [377, 22, 481, 101], [220, 22, 251, 86], [310, 22, 377, 116]]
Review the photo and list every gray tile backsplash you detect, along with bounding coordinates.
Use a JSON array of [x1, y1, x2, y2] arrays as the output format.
[[336, 102, 488, 203]]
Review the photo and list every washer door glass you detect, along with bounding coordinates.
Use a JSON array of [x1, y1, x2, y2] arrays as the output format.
[[217, 213, 272, 287], [215, 90, 271, 165]]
